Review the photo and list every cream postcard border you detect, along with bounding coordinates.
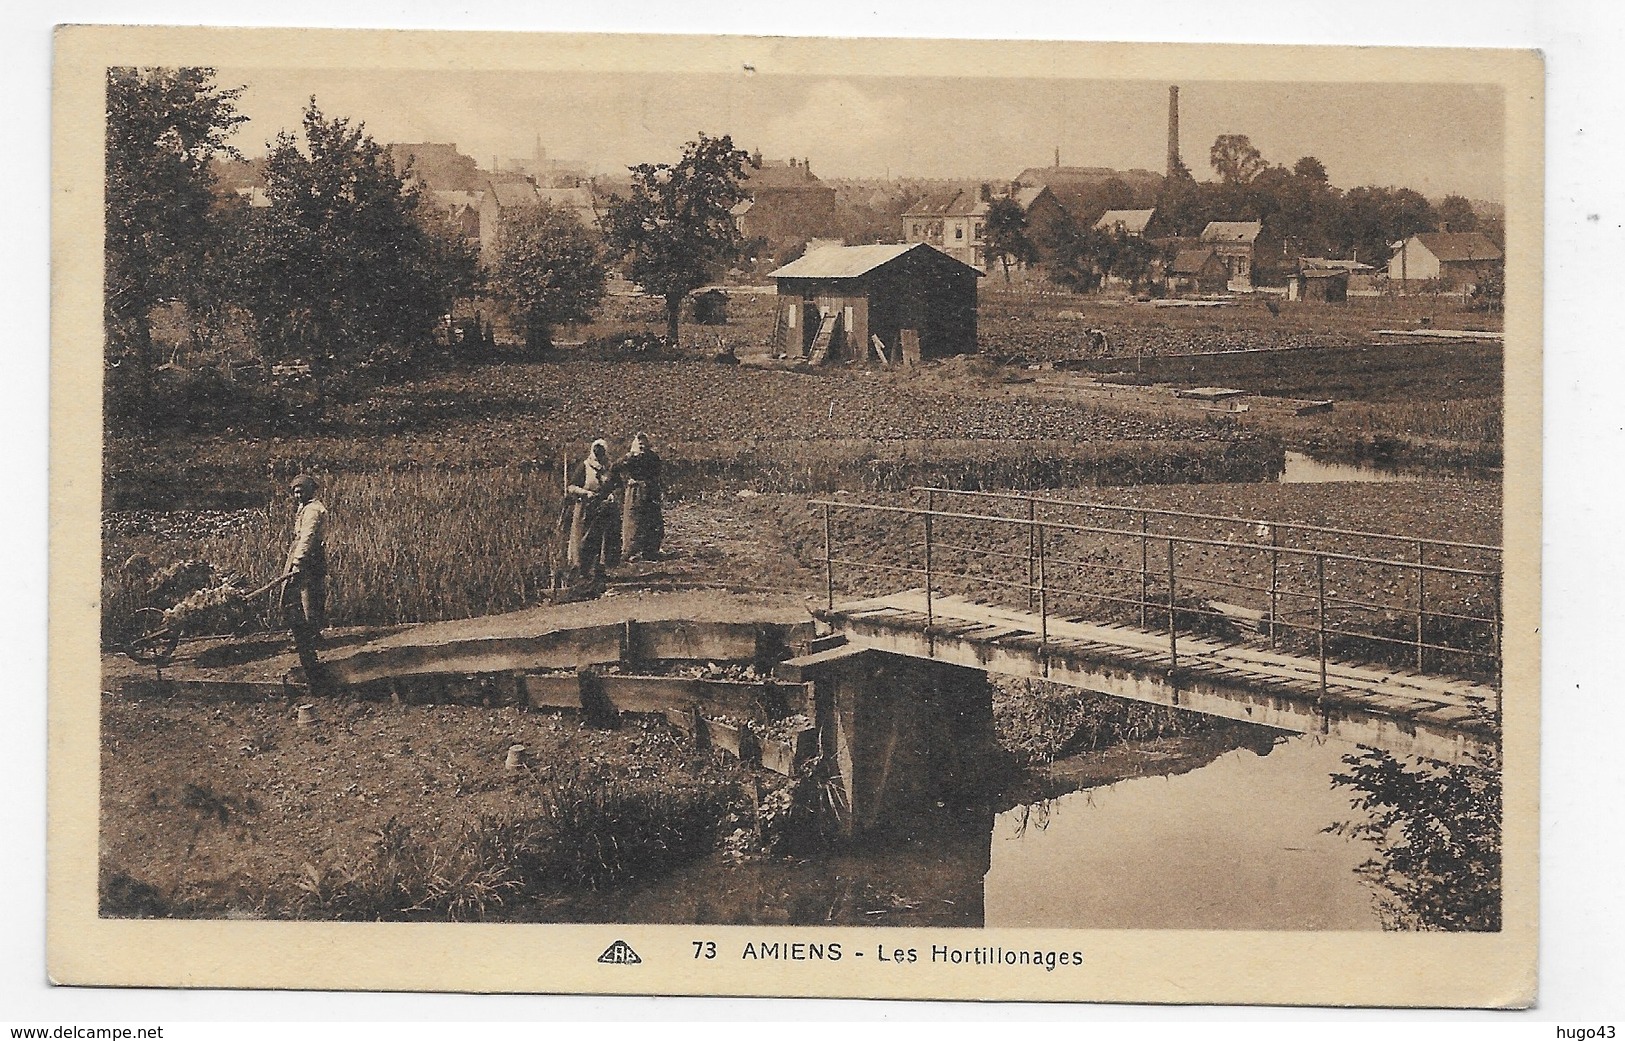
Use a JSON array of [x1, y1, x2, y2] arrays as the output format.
[[48, 26, 1544, 1006]]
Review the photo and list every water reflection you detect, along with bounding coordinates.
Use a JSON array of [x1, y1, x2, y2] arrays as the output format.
[[1279, 450, 1418, 483], [529, 731, 1398, 930], [986, 736, 1380, 930]]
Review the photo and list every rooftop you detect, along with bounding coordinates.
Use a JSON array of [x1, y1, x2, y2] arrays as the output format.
[[769, 242, 982, 280], [1200, 221, 1263, 244]]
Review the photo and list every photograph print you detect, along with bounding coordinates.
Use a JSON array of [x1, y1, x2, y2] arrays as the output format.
[[52, 27, 1541, 1005]]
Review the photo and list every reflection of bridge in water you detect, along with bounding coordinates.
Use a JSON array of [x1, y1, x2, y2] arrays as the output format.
[[805, 488, 1501, 774]]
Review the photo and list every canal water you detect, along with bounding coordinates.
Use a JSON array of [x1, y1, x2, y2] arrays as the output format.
[[1278, 450, 1418, 483], [540, 732, 1383, 930], [985, 735, 1379, 930]]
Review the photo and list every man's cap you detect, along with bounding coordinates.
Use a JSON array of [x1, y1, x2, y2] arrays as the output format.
[[289, 474, 318, 494]]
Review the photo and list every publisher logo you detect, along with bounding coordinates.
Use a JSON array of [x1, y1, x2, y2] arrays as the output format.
[[598, 939, 642, 965]]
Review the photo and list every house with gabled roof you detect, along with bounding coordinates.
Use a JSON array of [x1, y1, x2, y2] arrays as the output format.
[[1386, 232, 1503, 289], [1199, 220, 1264, 289], [1095, 208, 1157, 237], [902, 189, 991, 270], [1167, 248, 1229, 295], [768, 242, 982, 363], [733, 156, 839, 254]]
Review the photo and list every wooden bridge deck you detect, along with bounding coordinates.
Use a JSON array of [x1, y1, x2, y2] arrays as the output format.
[[821, 589, 1499, 764]]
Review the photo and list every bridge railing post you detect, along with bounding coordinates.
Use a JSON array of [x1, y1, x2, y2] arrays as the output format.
[[1139, 511, 1149, 629], [823, 503, 833, 611], [1414, 540, 1426, 673], [923, 510, 934, 632], [1028, 495, 1038, 613], [1037, 522, 1048, 651], [1166, 537, 1177, 671], [1316, 553, 1328, 701], [1268, 524, 1280, 650], [1492, 569, 1503, 700]]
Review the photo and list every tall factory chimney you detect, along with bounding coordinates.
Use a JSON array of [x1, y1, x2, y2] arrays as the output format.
[[1167, 85, 1181, 177]]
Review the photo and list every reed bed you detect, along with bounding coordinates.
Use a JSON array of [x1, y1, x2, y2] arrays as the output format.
[[104, 467, 567, 640]]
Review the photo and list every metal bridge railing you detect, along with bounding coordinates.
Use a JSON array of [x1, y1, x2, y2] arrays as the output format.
[[813, 493, 1502, 705]]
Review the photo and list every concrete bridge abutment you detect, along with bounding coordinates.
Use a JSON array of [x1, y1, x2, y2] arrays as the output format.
[[783, 645, 996, 837]]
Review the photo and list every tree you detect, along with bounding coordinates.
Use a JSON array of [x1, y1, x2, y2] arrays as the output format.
[[1437, 194, 1479, 233], [105, 67, 246, 408], [1292, 156, 1329, 184], [1047, 220, 1111, 293], [982, 197, 1038, 282], [490, 205, 608, 350], [236, 99, 477, 397], [601, 133, 750, 344], [1209, 134, 1268, 185], [1108, 233, 1158, 289], [1336, 186, 1437, 267], [1327, 748, 1501, 931]]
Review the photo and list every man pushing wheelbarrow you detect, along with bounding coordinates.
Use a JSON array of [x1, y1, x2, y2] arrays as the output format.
[[281, 473, 330, 693]]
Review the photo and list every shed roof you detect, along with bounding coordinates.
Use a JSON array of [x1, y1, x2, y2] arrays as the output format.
[[1412, 231, 1502, 263], [1200, 221, 1263, 244], [1095, 208, 1156, 234], [1299, 256, 1373, 272], [1171, 248, 1222, 275], [769, 242, 983, 280]]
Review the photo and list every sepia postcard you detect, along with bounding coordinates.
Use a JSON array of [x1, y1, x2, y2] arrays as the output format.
[[49, 25, 1542, 1006]]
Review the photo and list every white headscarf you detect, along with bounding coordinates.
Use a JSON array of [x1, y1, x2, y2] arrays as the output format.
[[583, 439, 612, 491]]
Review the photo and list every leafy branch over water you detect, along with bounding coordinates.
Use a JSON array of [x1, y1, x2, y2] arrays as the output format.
[[1327, 747, 1501, 931]]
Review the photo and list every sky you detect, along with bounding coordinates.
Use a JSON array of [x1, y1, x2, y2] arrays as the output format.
[[214, 69, 1506, 201]]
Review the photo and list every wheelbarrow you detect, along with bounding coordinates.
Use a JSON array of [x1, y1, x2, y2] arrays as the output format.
[[121, 572, 293, 668]]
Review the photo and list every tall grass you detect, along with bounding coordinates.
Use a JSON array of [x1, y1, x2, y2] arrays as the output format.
[[102, 438, 1284, 643], [103, 467, 566, 640], [289, 778, 735, 921]]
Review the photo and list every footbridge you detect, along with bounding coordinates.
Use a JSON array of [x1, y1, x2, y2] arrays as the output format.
[[804, 488, 1502, 768]]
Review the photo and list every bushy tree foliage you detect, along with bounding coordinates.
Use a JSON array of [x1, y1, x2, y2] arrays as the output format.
[[490, 205, 607, 350], [1436, 193, 1479, 233], [1209, 133, 1267, 185], [1327, 748, 1501, 931], [982, 197, 1038, 282], [105, 67, 246, 406], [601, 133, 750, 344], [235, 100, 478, 391]]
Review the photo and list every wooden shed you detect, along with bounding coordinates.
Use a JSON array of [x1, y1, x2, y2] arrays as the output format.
[[768, 243, 982, 364], [1290, 268, 1349, 302]]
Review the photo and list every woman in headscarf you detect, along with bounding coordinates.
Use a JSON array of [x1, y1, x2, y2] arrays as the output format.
[[615, 432, 664, 562], [564, 438, 621, 574]]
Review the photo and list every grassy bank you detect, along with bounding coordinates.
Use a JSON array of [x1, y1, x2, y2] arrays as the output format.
[[99, 692, 749, 921]]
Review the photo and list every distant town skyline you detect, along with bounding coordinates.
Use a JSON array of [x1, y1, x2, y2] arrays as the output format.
[[214, 69, 1506, 201]]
